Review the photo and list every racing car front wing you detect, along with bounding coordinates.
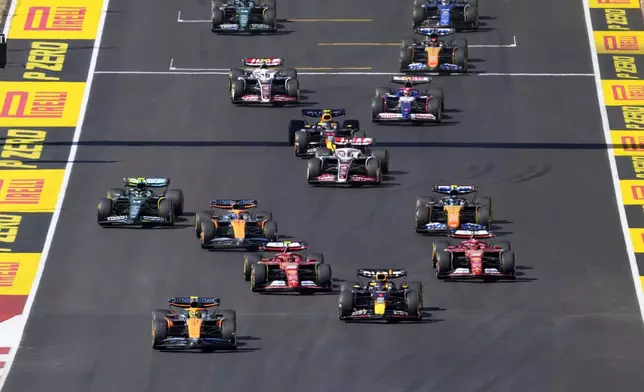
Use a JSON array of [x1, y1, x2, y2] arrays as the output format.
[[438, 267, 515, 280], [213, 23, 275, 33], [340, 309, 419, 321], [154, 337, 235, 350], [308, 173, 380, 186], [202, 237, 273, 249], [373, 112, 437, 122], [416, 223, 491, 237], [253, 280, 332, 292], [99, 215, 169, 225]]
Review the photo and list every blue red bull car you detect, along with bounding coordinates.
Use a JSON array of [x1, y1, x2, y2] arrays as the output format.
[[413, 0, 479, 30], [371, 76, 444, 124]]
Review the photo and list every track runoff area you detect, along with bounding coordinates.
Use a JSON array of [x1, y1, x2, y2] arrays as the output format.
[[0, 0, 642, 390], [0, 0, 108, 385]]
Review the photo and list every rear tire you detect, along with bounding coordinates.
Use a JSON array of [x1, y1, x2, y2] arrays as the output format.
[[476, 206, 491, 228], [412, 4, 426, 26], [251, 264, 267, 291], [315, 263, 332, 288], [294, 130, 309, 157], [307, 158, 323, 183], [372, 149, 390, 174], [231, 79, 245, 102], [338, 290, 355, 319], [220, 318, 237, 350], [399, 48, 413, 70], [244, 254, 261, 281], [365, 158, 380, 181], [200, 221, 215, 248], [152, 312, 168, 349], [288, 120, 306, 146], [415, 204, 430, 231], [165, 189, 184, 216], [432, 240, 450, 267], [195, 212, 212, 238], [436, 250, 452, 279], [500, 251, 516, 276], [158, 199, 175, 225], [97, 198, 113, 225], [262, 220, 278, 240], [371, 97, 385, 121]]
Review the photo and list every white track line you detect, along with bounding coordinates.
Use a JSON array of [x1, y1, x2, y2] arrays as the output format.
[[94, 70, 593, 76], [581, 0, 644, 324], [177, 10, 209, 23], [0, 0, 111, 389]]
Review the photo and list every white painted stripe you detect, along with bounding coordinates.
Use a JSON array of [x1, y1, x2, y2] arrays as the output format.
[[94, 70, 594, 76], [581, 0, 644, 325], [0, 0, 112, 389]]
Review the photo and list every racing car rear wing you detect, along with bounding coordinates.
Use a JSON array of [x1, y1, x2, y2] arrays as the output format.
[[357, 269, 407, 279], [415, 27, 456, 37], [302, 109, 346, 118], [450, 230, 494, 239], [242, 57, 284, 67], [334, 137, 374, 146], [261, 241, 308, 252], [432, 185, 477, 195], [391, 76, 431, 85], [210, 199, 258, 210], [168, 296, 220, 308], [123, 177, 170, 187]]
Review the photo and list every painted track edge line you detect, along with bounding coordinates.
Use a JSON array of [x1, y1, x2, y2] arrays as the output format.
[[0, 0, 112, 390], [581, 0, 644, 324]]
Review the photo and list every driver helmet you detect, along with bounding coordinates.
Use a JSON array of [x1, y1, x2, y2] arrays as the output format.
[[441, 0, 450, 5], [403, 87, 413, 97], [229, 212, 238, 220]]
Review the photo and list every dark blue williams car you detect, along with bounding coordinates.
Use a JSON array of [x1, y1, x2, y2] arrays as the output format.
[[412, 0, 479, 30], [371, 76, 444, 124]]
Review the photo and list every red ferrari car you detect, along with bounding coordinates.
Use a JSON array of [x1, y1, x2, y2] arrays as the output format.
[[242, 241, 332, 293], [431, 235, 515, 280]]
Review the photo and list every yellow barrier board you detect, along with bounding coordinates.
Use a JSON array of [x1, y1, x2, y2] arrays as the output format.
[[611, 131, 644, 155], [0, 82, 85, 127], [0, 254, 41, 295], [630, 229, 644, 252], [0, 170, 64, 212], [9, 0, 103, 40], [594, 32, 644, 55], [620, 180, 644, 204], [602, 80, 644, 106], [588, 0, 640, 7]]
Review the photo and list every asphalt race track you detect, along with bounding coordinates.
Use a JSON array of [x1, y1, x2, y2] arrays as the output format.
[[5, 0, 644, 391]]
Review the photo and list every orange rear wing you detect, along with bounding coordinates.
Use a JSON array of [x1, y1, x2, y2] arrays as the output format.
[[168, 296, 220, 308], [210, 199, 258, 210]]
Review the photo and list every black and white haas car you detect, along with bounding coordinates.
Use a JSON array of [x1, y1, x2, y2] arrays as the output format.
[[306, 137, 389, 186], [372, 76, 444, 124], [229, 58, 300, 105]]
